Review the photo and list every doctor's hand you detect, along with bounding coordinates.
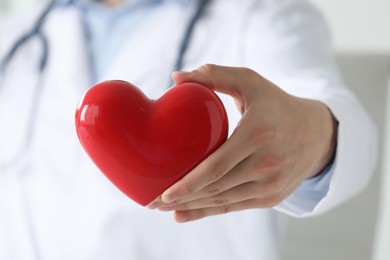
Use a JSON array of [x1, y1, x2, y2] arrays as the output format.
[[148, 64, 337, 222]]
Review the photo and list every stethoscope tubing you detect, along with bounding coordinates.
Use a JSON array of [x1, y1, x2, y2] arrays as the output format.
[[0, 0, 56, 75], [0, 0, 211, 75]]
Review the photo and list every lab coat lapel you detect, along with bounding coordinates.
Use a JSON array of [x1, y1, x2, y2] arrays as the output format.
[[43, 6, 91, 98], [31, 7, 92, 179], [0, 7, 90, 172]]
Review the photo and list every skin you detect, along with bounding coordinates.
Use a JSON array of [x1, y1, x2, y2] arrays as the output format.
[[148, 64, 337, 223]]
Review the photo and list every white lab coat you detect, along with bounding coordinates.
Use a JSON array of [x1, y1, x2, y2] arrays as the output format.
[[0, 0, 378, 259]]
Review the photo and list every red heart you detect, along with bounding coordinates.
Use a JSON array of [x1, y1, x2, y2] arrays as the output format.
[[75, 80, 228, 206]]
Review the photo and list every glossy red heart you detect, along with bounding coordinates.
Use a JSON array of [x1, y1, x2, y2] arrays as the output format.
[[75, 80, 228, 206]]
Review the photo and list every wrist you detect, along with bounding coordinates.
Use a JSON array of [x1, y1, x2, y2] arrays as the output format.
[[306, 100, 338, 179], [302, 99, 338, 179]]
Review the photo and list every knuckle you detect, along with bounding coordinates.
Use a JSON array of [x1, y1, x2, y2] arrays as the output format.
[[209, 160, 229, 182], [204, 184, 221, 196], [238, 67, 256, 78], [222, 205, 233, 214], [196, 209, 206, 219], [181, 183, 196, 195], [197, 64, 217, 75], [213, 196, 229, 206]]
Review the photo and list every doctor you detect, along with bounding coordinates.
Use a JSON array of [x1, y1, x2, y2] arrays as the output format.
[[0, 0, 378, 259]]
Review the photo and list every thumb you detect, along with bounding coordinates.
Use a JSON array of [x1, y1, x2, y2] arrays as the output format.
[[172, 64, 264, 103]]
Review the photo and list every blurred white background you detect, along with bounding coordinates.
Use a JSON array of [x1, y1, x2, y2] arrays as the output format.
[[281, 1, 390, 260], [311, 0, 390, 53], [0, 0, 45, 18], [1, 0, 389, 259]]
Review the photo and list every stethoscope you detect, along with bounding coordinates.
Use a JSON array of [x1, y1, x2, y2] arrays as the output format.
[[0, 0, 211, 171]]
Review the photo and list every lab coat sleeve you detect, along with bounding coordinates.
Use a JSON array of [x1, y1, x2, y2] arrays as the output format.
[[242, 0, 379, 217]]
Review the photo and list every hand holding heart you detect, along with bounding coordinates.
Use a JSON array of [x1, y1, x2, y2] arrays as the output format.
[[149, 64, 337, 222]]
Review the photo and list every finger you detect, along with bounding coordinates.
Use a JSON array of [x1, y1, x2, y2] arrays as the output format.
[[169, 152, 268, 204], [161, 126, 256, 204], [160, 181, 272, 212], [150, 120, 266, 208], [174, 158, 254, 203], [172, 179, 296, 223], [162, 160, 302, 212], [194, 149, 286, 200], [172, 173, 301, 222], [173, 197, 279, 223], [149, 151, 268, 209], [172, 64, 264, 104]]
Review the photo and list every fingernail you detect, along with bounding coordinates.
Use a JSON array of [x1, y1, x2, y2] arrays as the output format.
[[162, 193, 177, 204], [147, 201, 162, 210], [175, 212, 189, 223]]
